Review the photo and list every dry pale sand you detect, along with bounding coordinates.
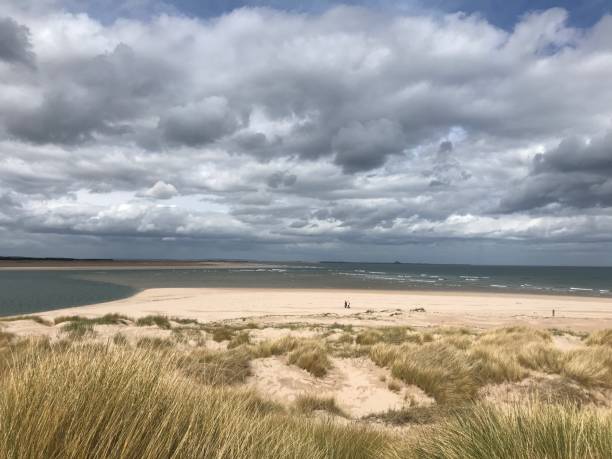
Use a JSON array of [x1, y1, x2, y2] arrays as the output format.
[[246, 356, 434, 418], [35, 287, 612, 332]]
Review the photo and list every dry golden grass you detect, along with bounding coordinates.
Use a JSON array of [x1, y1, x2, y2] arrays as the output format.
[[287, 341, 332, 377], [294, 394, 346, 417], [135, 314, 172, 329], [0, 343, 404, 458], [586, 329, 612, 347], [412, 401, 612, 459], [355, 330, 383, 345], [252, 335, 299, 357], [468, 344, 527, 384], [227, 331, 251, 349], [517, 343, 565, 374], [477, 326, 551, 347], [136, 336, 174, 349], [369, 343, 406, 367], [0, 315, 52, 326], [562, 346, 612, 388], [179, 348, 253, 386], [387, 380, 401, 392], [391, 343, 478, 404]]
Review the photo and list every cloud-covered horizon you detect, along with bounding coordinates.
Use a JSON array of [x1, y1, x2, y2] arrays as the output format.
[[0, 2, 611, 265]]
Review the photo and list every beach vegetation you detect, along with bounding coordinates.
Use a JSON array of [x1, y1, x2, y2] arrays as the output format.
[[387, 379, 401, 392], [391, 343, 479, 404], [412, 401, 612, 459], [61, 320, 96, 340], [253, 335, 299, 357], [585, 328, 612, 347], [562, 346, 612, 388], [517, 343, 565, 374], [136, 337, 174, 349], [112, 333, 128, 346], [364, 404, 458, 426], [468, 344, 527, 384], [135, 314, 172, 329], [0, 315, 52, 326], [178, 348, 252, 386], [294, 394, 346, 417], [355, 330, 383, 345], [54, 313, 131, 326], [0, 343, 402, 459], [227, 331, 251, 349], [287, 341, 332, 377]]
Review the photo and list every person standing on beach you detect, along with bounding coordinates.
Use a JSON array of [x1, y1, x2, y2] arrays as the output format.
[[344, 300, 348, 308]]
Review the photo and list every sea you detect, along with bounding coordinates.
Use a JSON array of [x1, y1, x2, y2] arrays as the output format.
[[1, 262, 611, 317]]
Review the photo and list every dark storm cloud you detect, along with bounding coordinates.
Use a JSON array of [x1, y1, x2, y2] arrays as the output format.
[[0, 17, 34, 66], [501, 132, 612, 212]]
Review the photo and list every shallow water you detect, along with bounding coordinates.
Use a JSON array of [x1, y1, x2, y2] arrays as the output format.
[[1, 262, 611, 316]]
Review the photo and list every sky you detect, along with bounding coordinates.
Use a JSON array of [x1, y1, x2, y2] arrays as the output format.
[[0, 1, 611, 265]]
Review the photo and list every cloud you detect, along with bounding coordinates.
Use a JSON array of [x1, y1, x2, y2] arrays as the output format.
[[0, 5, 611, 263], [159, 97, 241, 147], [501, 131, 612, 212], [332, 119, 405, 172], [139, 181, 179, 200], [0, 17, 35, 66]]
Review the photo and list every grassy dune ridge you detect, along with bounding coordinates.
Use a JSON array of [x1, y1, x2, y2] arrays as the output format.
[[1, 314, 612, 458], [0, 343, 403, 459]]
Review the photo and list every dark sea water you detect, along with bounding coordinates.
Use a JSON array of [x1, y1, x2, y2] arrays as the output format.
[[1, 262, 611, 317]]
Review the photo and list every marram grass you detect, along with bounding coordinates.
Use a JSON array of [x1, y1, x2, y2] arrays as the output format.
[[412, 401, 612, 459], [0, 343, 403, 459]]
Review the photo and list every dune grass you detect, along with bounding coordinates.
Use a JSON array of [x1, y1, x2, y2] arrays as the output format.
[[0, 330, 14, 346], [517, 343, 565, 374], [227, 331, 251, 349], [0, 315, 52, 326], [585, 329, 612, 347], [468, 344, 527, 384], [0, 343, 403, 459], [136, 336, 174, 349], [61, 320, 96, 340], [562, 346, 612, 388], [54, 313, 131, 326], [287, 341, 332, 377], [364, 405, 459, 426], [253, 335, 300, 357], [391, 343, 479, 404], [179, 348, 253, 386], [112, 332, 128, 346], [294, 394, 346, 417], [135, 314, 172, 329], [412, 401, 612, 459]]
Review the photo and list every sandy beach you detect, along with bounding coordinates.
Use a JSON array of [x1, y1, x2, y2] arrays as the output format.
[[31, 288, 612, 332]]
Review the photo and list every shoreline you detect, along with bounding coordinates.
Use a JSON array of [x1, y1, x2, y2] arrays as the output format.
[[0, 261, 273, 271], [23, 287, 612, 332]]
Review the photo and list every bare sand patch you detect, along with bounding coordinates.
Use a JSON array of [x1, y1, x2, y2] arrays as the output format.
[[247, 356, 433, 418]]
